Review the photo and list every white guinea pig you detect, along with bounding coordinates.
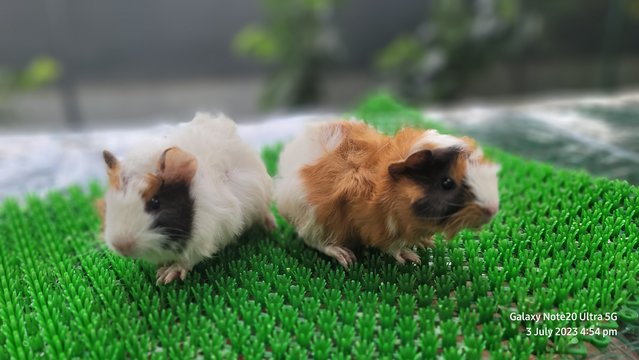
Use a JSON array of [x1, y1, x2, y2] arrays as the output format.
[[99, 113, 275, 284]]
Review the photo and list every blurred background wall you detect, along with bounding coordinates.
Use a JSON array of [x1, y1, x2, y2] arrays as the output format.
[[1, 0, 638, 131], [0, 0, 425, 78]]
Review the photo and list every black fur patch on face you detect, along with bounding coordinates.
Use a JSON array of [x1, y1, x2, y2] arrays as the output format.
[[144, 182, 194, 252], [404, 148, 473, 221], [412, 184, 472, 222]]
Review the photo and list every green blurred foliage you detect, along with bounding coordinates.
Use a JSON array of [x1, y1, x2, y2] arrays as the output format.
[[234, 0, 639, 107], [0, 56, 60, 96], [375, 0, 639, 103], [375, 0, 542, 102], [0, 56, 59, 121], [233, 0, 345, 108]]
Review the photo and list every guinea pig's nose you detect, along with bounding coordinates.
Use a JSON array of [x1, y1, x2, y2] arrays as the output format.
[[483, 204, 499, 218], [112, 237, 136, 256]]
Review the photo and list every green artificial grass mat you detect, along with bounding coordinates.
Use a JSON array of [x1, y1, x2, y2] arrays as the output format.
[[1, 95, 638, 359]]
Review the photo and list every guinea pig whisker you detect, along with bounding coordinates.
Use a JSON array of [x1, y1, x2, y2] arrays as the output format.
[[160, 227, 189, 234], [413, 213, 452, 221], [422, 215, 452, 220], [158, 227, 191, 238], [442, 200, 466, 207], [157, 225, 190, 233], [443, 214, 466, 234], [67, 246, 109, 262]]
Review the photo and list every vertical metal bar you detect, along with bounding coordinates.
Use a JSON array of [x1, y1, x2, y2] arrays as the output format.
[[600, 0, 622, 90], [44, 0, 83, 129]]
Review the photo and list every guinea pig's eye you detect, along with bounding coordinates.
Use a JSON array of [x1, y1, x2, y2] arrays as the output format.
[[441, 177, 456, 191], [148, 197, 160, 211]]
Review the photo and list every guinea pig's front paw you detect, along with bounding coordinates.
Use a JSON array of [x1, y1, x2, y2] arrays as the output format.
[[156, 263, 189, 285], [318, 245, 357, 269], [390, 248, 421, 265], [417, 237, 434, 249]]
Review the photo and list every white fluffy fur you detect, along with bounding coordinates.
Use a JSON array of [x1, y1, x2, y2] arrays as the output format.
[[104, 113, 272, 270], [274, 120, 344, 249], [465, 160, 500, 211], [410, 129, 468, 154]]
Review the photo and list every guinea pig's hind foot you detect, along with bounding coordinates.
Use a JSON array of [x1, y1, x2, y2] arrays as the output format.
[[156, 263, 189, 285], [391, 248, 421, 265], [318, 245, 356, 269]]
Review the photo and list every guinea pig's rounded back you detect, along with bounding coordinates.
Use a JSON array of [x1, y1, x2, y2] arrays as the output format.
[[275, 121, 347, 223]]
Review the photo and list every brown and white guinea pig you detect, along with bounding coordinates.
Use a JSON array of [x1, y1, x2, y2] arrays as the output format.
[[274, 120, 499, 268], [99, 113, 275, 284]]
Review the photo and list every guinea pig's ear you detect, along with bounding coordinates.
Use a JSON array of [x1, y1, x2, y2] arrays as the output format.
[[157, 147, 198, 185], [388, 149, 432, 179], [103, 150, 122, 189]]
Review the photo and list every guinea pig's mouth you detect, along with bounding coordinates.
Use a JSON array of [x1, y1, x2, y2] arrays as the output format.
[[111, 239, 137, 257], [439, 202, 497, 237], [110, 242, 171, 263], [113, 246, 137, 258], [481, 204, 499, 219], [109, 234, 145, 258]]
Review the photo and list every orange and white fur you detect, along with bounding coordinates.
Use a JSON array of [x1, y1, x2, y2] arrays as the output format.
[[275, 120, 499, 267]]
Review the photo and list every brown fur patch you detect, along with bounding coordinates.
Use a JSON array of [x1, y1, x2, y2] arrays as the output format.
[[136, 147, 197, 201], [461, 136, 477, 150], [449, 157, 467, 184], [300, 122, 434, 250], [142, 173, 162, 201], [480, 156, 495, 164], [157, 147, 198, 185], [300, 122, 387, 247]]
